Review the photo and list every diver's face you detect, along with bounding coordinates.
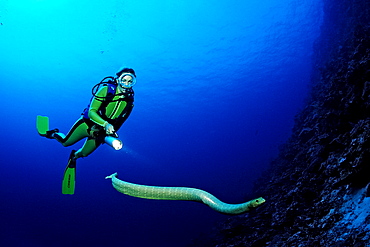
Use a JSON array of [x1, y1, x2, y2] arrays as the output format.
[[118, 74, 134, 89], [120, 75, 133, 87]]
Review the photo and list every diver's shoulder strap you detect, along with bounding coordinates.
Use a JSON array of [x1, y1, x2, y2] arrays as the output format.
[[106, 83, 117, 97]]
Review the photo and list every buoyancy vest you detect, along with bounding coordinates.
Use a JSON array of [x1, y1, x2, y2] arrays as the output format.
[[82, 80, 134, 129]]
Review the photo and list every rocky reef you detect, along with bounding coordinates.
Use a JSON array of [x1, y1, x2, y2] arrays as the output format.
[[198, 0, 370, 246]]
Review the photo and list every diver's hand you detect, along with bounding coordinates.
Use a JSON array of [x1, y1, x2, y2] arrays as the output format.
[[104, 123, 115, 135]]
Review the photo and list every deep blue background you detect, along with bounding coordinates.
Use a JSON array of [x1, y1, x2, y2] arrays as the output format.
[[0, 0, 322, 246]]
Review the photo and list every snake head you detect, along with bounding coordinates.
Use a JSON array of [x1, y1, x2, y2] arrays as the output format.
[[249, 197, 266, 208]]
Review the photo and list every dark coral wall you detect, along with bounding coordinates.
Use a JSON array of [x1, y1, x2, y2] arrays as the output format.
[[204, 0, 370, 246]]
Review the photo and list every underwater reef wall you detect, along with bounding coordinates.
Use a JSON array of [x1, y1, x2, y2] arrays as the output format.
[[200, 0, 370, 246]]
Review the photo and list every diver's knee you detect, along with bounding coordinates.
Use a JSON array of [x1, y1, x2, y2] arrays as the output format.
[[61, 142, 72, 147], [75, 150, 89, 159]]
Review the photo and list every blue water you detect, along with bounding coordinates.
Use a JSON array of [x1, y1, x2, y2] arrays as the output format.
[[0, 0, 322, 246]]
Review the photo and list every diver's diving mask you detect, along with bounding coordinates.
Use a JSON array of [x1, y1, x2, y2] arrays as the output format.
[[117, 73, 136, 88]]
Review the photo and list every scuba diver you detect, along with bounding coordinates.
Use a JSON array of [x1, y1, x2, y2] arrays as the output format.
[[37, 67, 136, 194]]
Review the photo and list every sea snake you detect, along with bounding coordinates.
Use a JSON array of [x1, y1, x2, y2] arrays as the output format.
[[105, 173, 266, 215]]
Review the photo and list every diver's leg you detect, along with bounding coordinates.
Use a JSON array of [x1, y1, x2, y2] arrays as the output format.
[[53, 118, 90, 147], [74, 138, 101, 159]]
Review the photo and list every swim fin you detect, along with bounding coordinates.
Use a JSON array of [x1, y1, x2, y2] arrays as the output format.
[[36, 115, 49, 136], [62, 150, 77, 195], [37, 115, 59, 139]]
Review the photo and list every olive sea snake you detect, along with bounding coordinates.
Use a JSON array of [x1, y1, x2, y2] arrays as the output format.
[[106, 173, 265, 214]]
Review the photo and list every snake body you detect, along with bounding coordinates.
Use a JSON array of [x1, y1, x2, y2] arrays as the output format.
[[106, 173, 265, 215]]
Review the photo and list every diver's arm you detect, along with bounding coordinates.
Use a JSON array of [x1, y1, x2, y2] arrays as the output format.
[[88, 86, 110, 127]]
